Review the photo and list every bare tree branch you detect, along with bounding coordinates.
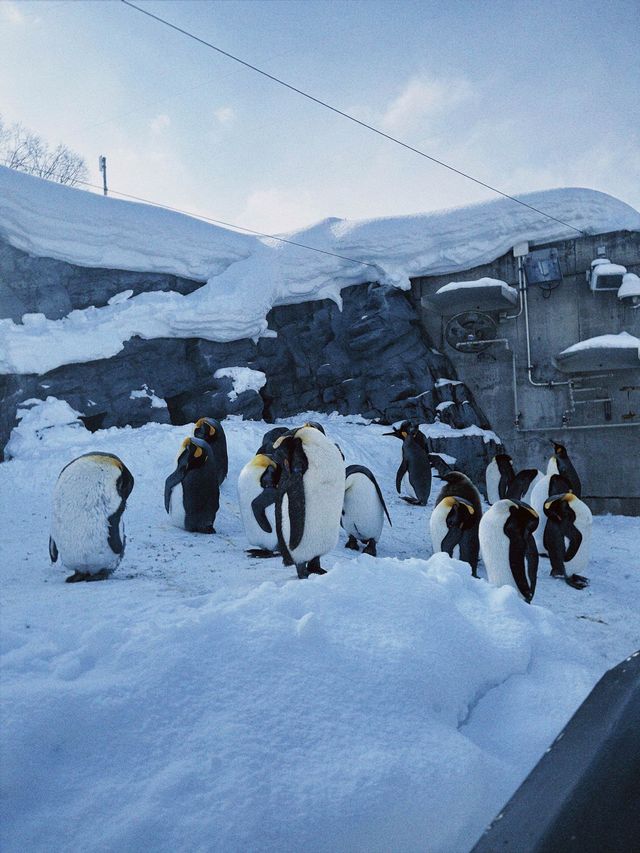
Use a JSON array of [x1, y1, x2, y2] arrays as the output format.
[[0, 115, 88, 186]]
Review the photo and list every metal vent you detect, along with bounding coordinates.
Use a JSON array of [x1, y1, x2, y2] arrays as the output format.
[[445, 312, 498, 353]]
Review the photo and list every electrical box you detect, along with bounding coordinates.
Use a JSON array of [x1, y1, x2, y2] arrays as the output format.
[[523, 248, 563, 289]]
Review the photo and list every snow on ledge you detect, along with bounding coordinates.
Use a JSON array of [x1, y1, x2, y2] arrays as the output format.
[[618, 273, 640, 300], [435, 277, 517, 299], [1, 166, 640, 375], [214, 367, 267, 401], [559, 331, 640, 354]]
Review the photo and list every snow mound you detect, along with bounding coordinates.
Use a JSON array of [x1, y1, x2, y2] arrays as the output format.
[[214, 366, 267, 400], [1, 165, 639, 374], [0, 552, 594, 853], [560, 331, 640, 354], [4, 397, 87, 459]]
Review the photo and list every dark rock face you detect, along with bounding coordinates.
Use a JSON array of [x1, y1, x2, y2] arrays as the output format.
[[0, 243, 496, 478]]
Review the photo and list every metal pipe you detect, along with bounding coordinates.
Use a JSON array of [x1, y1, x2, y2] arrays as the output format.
[[515, 422, 639, 433], [522, 267, 571, 387], [502, 256, 525, 320]]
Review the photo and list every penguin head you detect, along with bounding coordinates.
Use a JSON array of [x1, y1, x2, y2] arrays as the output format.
[[383, 420, 413, 439], [441, 471, 472, 487], [257, 426, 290, 454], [505, 499, 539, 535], [428, 453, 453, 476], [180, 436, 210, 467], [495, 452, 512, 464], [251, 453, 277, 471], [194, 417, 223, 444], [301, 421, 326, 435], [543, 492, 576, 522], [550, 439, 568, 458], [441, 495, 476, 527]]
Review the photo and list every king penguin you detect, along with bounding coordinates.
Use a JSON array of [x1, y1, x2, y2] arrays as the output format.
[[238, 452, 281, 557], [271, 425, 345, 578], [257, 426, 290, 455], [530, 471, 573, 555], [549, 440, 582, 496], [479, 499, 540, 602], [505, 468, 540, 502], [193, 417, 228, 486], [342, 464, 392, 556], [485, 452, 515, 505], [49, 452, 134, 583], [165, 437, 220, 533], [543, 488, 591, 589], [430, 471, 483, 575], [384, 421, 432, 505]]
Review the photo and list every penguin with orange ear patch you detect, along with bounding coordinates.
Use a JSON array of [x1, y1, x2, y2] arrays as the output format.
[[165, 437, 220, 533], [430, 471, 482, 576], [193, 417, 228, 486], [543, 486, 591, 590]]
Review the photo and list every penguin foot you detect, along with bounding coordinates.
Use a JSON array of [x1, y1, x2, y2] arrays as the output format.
[[66, 569, 111, 583], [296, 563, 310, 579], [566, 573, 590, 590], [247, 548, 279, 559], [307, 557, 327, 576], [401, 496, 426, 506], [363, 539, 377, 557], [345, 536, 360, 551]]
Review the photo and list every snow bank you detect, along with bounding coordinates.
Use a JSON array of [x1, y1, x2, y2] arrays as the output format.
[[3, 396, 86, 459], [1, 165, 639, 374]]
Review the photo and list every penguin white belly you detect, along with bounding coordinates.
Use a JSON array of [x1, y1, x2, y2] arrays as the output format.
[[479, 511, 518, 593], [429, 500, 450, 554], [237, 467, 278, 551], [51, 459, 123, 573], [530, 475, 552, 554], [343, 474, 384, 542], [289, 448, 344, 565], [401, 471, 417, 501], [168, 482, 186, 529], [566, 500, 592, 575], [485, 460, 501, 505]]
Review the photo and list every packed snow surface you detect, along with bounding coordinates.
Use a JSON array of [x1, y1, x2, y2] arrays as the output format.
[[560, 331, 640, 354], [1, 406, 638, 853], [1, 165, 640, 374]]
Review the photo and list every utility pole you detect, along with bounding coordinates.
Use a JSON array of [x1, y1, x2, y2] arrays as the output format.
[[98, 155, 108, 196]]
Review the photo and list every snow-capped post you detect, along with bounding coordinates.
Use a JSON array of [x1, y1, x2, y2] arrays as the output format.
[[99, 155, 108, 196]]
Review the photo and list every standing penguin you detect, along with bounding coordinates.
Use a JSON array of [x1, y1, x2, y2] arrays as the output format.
[[549, 440, 582, 496], [49, 452, 134, 583], [342, 464, 392, 556], [165, 437, 220, 533], [238, 452, 281, 557], [193, 417, 228, 486], [543, 489, 591, 590], [384, 421, 432, 505], [485, 453, 516, 504], [530, 472, 573, 555], [430, 471, 482, 576], [271, 425, 345, 578], [479, 499, 540, 602]]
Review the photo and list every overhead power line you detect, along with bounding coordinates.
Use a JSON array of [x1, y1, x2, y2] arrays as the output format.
[[0, 165, 378, 269], [120, 0, 587, 237]]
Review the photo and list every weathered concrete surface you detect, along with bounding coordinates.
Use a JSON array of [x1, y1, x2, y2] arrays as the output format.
[[414, 230, 640, 514]]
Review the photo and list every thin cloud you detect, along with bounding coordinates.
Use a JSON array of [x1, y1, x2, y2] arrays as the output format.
[[149, 114, 171, 134], [1, 1, 25, 24], [381, 75, 473, 134], [214, 106, 236, 126]]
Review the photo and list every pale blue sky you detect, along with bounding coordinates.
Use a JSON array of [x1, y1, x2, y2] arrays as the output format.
[[1, 0, 639, 233]]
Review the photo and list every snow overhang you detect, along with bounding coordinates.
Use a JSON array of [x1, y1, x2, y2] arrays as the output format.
[[424, 278, 518, 315], [555, 332, 640, 373]]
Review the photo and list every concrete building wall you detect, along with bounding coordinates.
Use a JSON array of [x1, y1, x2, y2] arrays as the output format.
[[413, 230, 640, 515]]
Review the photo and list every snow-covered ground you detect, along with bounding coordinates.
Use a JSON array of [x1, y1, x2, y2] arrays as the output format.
[[1, 409, 638, 853]]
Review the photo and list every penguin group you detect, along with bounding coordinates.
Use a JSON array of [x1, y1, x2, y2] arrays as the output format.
[[48, 412, 591, 604]]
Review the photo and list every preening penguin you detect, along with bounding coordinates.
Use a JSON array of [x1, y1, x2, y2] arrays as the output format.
[[549, 440, 582, 496], [257, 426, 290, 455], [49, 452, 134, 583], [479, 499, 539, 603], [272, 425, 345, 579], [543, 489, 591, 589], [384, 421, 432, 505], [485, 453, 515, 504], [238, 452, 281, 557], [165, 437, 220, 533], [193, 417, 228, 486], [530, 472, 573, 555], [342, 464, 392, 556], [430, 471, 482, 576]]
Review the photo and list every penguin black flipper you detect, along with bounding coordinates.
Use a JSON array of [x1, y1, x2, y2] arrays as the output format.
[[107, 506, 125, 555], [251, 488, 277, 534], [286, 441, 308, 551], [564, 524, 583, 562], [395, 459, 408, 495], [525, 533, 539, 599], [117, 464, 135, 501], [345, 464, 393, 526], [505, 512, 535, 602], [441, 524, 462, 557], [49, 536, 58, 563], [459, 529, 480, 576], [164, 449, 189, 513], [543, 513, 567, 578], [506, 469, 538, 501]]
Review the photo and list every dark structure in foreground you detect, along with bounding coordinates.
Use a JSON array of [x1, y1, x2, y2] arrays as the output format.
[[471, 651, 640, 853]]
